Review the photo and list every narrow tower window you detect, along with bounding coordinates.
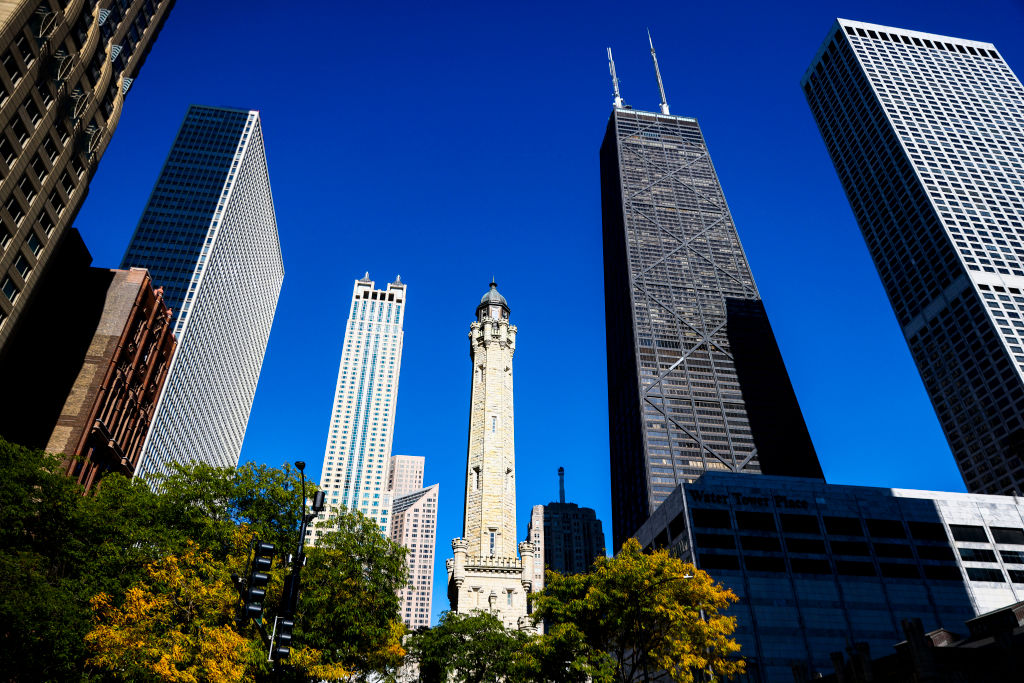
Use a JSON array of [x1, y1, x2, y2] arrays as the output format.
[[490, 531, 496, 556], [491, 416, 496, 433]]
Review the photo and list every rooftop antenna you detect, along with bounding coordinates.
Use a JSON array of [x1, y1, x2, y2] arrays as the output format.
[[648, 29, 670, 115], [607, 47, 624, 109]]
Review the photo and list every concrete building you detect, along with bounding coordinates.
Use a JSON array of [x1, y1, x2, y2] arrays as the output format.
[[529, 468, 606, 578], [388, 454, 424, 498], [390, 483, 439, 630], [0, 0, 175, 354], [46, 267, 175, 492], [600, 42, 822, 550], [635, 472, 1024, 681], [447, 282, 536, 631], [121, 105, 283, 480], [803, 20, 1024, 495], [310, 274, 406, 537]]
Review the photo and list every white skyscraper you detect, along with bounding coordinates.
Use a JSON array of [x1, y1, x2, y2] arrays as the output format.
[[311, 274, 406, 537], [804, 20, 1024, 494], [122, 106, 284, 479]]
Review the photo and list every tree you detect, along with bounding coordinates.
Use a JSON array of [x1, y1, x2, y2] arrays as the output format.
[[85, 537, 262, 682], [404, 610, 531, 683], [289, 510, 409, 681], [531, 538, 745, 683], [0, 436, 409, 682]]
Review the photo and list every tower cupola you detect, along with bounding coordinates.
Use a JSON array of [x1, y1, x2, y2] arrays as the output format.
[[476, 281, 510, 321]]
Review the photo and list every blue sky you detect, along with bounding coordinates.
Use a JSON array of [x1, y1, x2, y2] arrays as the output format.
[[76, 1, 1024, 626]]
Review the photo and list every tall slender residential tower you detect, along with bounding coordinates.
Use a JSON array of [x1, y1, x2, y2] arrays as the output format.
[[122, 105, 283, 479], [447, 282, 536, 631], [601, 43, 823, 549], [0, 0, 174, 367], [310, 275, 406, 538], [803, 20, 1024, 495]]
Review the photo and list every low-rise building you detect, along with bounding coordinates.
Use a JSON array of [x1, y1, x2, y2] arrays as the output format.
[[635, 472, 1024, 682]]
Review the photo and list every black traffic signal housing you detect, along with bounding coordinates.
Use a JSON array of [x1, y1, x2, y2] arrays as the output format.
[[271, 618, 295, 661], [245, 541, 275, 621]]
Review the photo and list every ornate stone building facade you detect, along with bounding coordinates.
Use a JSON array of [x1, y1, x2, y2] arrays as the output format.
[[447, 282, 536, 631]]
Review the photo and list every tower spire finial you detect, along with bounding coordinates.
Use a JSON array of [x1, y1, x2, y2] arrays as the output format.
[[648, 29, 670, 115], [607, 47, 624, 109]]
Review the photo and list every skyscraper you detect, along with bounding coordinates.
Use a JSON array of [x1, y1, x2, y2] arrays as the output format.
[[601, 42, 822, 549], [0, 0, 174, 353], [311, 274, 406, 537], [447, 282, 536, 631], [803, 20, 1024, 495], [122, 105, 283, 479], [385, 455, 438, 630], [530, 468, 606, 577], [388, 454, 425, 498]]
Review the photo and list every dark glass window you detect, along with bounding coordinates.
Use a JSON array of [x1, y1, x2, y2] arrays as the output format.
[[990, 527, 1024, 545], [736, 511, 775, 532], [866, 519, 906, 538], [744, 556, 786, 573], [924, 565, 962, 581], [836, 560, 876, 576], [740, 535, 781, 552], [950, 525, 988, 542], [874, 542, 914, 558], [1009, 569, 1024, 583], [966, 567, 1005, 582], [824, 516, 863, 535], [668, 512, 687, 539], [780, 514, 820, 535], [916, 545, 955, 561], [695, 533, 735, 550], [691, 508, 731, 530], [880, 563, 920, 579], [1000, 550, 1024, 564], [785, 537, 826, 554], [909, 521, 947, 541], [790, 558, 831, 574], [698, 553, 739, 570], [958, 547, 997, 562], [831, 540, 871, 556]]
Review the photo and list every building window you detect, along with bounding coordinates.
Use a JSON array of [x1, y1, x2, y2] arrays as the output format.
[[491, 416, 496, 433], [1, 276, 19, 303], [490, 531, 495, 556]]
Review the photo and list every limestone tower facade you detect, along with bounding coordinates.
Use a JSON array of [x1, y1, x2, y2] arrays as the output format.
[[447, 282, 535, 630]]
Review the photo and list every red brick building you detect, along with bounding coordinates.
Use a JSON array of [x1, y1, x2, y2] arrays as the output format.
[[45, 267, 175, 492]]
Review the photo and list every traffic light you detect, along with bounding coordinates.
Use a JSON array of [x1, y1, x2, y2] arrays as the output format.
[[271, 618, 294, 660], [245, 541, 274, 621]]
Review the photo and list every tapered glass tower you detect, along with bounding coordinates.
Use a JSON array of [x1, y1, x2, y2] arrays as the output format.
[[122, 105, 283, 479], [601, 44, 822, 549], [803, 20, 1024, 495]]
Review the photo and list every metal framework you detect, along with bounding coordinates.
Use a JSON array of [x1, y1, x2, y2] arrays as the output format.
[[602, 107, 821, 546]]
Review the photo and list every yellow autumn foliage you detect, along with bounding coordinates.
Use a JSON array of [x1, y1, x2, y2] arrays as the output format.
[[85, 540, 260, 682]]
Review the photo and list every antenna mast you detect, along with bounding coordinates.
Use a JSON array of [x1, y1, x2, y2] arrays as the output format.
[[648, 29, 670, 115], [607, 47, 624, 109]]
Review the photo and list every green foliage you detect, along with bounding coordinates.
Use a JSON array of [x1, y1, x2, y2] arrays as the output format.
[[405, 610, 531, 683], [532, 538, 745, 683], [0, 436, 408, 682]]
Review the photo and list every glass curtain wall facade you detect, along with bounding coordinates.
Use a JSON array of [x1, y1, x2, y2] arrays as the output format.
[[122, 105, 283, 479], [310, 275, 406, 537], [803, 20, 1024, 495], [601, 107, 822, 549], [0, 0, 175, 352]]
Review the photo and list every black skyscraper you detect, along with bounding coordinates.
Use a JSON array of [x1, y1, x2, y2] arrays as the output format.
[[601, 44, 822, 550]]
